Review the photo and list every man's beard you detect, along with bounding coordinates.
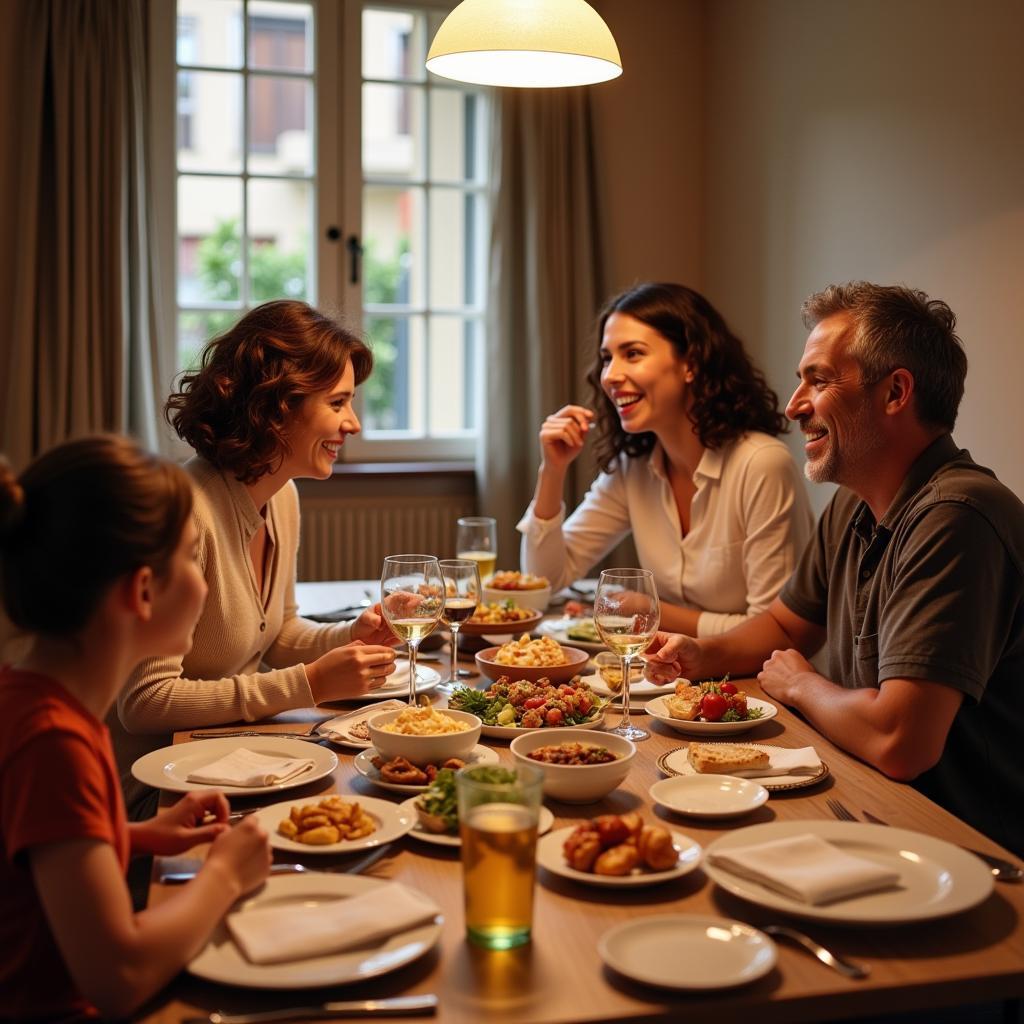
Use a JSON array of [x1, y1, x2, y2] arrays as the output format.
[[802, 402, 884, 486]]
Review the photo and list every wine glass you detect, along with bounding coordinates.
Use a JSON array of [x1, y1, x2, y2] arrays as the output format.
[[456, 516, 497, 584], [593, 568, 660, 741], [438, 559, 481, 691], [380, 554, 445, 706]]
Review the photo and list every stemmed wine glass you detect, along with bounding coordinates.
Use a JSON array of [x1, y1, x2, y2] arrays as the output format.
[[593, 568, 660, 741], [455, 516, 497, 584], [438, 559, 480, 691], [380, 554, 444, 706]]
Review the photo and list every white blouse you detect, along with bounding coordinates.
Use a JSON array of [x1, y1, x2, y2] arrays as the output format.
[[518, 432, 813, 636]]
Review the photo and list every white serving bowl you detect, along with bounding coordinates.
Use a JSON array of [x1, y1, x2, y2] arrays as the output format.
[[367, 707, 482, 767], [509, 728, 636, 803], [480, 582, 552, 613]]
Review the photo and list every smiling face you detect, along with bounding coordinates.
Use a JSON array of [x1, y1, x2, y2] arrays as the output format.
[[282, 361, 360, 480], [599, 313, 692, 437], [786, 312, 886, 487]]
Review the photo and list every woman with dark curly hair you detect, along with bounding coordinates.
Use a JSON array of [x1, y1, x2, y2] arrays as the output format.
[[115, 301, 397, 804], [518, 283, 813, 636]]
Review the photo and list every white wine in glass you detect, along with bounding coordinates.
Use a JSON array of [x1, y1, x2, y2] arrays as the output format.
[[456, 516, 497, 583], [380, 554, 444, 705], [594, 569, 660, 741], [439, 559, 481, 691]]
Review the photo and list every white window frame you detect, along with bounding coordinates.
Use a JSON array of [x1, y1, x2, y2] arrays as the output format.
[[149, 0, 487, 463]]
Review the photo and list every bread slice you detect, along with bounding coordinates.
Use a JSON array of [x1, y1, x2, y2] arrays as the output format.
[[664, 695, 700, 721], [687, 742, 770, 774], [674, 682, 702, 701]]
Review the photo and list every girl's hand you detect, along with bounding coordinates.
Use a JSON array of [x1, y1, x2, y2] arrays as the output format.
[[350, 603, 396, 646], [539, 405, 594, 472], [130, 791, 231, 856], [204, 816, 272, 897], [306, 641, 398, 703]]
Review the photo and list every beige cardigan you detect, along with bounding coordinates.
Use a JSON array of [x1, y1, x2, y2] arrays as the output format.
[[112, 457, 351, 775]]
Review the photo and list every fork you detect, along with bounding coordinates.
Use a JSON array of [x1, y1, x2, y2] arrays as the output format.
[[826, 798, 858, 822], [761, 924, 869, 979]]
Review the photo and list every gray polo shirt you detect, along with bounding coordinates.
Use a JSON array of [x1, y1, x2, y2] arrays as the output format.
[[781, 434, 1024, 856]]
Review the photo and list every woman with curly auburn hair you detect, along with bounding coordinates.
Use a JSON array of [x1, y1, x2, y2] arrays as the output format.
[[518, 283, 813, 637], [115, 301, 398, 811]]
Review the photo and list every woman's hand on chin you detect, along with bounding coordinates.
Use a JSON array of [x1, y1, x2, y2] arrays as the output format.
[[350, 603, 397, 646]]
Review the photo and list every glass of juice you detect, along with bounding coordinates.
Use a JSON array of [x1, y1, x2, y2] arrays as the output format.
[[456, 763, 544, 950], [455, 516, 497, 583]]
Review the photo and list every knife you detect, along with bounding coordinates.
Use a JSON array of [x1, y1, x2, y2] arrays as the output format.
[[192, 994, 439, 1023], [189, 730, 324, 742], [161, 843, 392, 883]]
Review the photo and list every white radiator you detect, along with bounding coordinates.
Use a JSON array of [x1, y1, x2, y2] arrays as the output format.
[[298, 495, 477, 581]]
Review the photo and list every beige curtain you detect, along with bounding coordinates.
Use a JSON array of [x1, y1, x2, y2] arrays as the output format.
[[480, 88, 604, 564], [0, 0, 161, 471]]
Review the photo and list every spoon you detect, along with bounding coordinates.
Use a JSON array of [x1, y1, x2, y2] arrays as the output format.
[[761, 925, 869, 979]]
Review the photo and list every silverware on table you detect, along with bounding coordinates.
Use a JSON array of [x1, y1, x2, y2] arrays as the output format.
[[827, 798, 1022, 883], [192, 994, 439, 1023], [189, 730, 324, 742], [761, 925, 869, 980], [160, 843, 392, 884]]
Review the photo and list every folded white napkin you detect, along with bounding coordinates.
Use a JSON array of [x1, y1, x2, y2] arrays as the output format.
[[186, 747, 316, 787], [317, 700, 406, 742], [730, 746, 822, 778], [709, 832, 901, 905], [228, 881, 440, 964]]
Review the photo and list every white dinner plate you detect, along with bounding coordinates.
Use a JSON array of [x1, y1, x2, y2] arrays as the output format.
[[253, 794, 415, 854], [703, 820, 995, 926], [644, 694, 779, 735], [353, 744, 499, 793], [657, 743, 830, 792], [598, 914, 776, 990], [399, 798, 556, 847], [480, 710, 607, 740], [188, 873, 442, 988], [535, 617, 607, 653], [649, 775, 769, 819], [536, 826, 702, 888], [582, 671, 675, 701], [131, 737, 338, 795], [316, 700, 407, 749], [327, 659, 440, 702]]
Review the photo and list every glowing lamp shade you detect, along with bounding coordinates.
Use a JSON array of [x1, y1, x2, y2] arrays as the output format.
[[426, 0, 622, 89]]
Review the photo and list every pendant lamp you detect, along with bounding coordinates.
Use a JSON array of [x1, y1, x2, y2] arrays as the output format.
[[425, 0, 622, 88]]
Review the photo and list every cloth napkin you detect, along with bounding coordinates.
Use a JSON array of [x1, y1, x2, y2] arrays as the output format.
[[317, 700, 406, 742], [729, 746, 822, 778], [185, 747, 316, 787], [708, 832, 901, 905], [228, 881, 440, 965]]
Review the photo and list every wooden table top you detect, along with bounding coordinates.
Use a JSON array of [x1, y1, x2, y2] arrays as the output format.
[[142, 672, 1024, 1024]]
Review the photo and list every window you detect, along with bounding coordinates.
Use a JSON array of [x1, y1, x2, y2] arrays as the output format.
[[154, 0, 488, 461]]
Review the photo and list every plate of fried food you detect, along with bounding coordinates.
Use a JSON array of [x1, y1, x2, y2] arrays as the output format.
[[537, 812, 702, 888], [251, 794, 415, 854], [644, 679, 778, 735], [352, 745, 500, 793], [459, 601, 543, 637]]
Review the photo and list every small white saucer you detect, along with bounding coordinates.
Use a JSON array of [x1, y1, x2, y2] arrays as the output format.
[[598, 914, 776, 990], [649, 774, 769, 819]]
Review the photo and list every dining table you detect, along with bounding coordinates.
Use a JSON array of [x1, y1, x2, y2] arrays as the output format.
[[136, 582, 1024, 1024]]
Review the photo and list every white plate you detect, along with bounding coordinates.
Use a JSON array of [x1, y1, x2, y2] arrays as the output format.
[[704, 820, 995, 926], [582, 671, 675, 701], [657, 743, 830, 792], [353, 744, 499, 793], [400, 798, 556, 847], [480, 710, 607, 740], [599, 914, 776, 990], [644, 694, 779, 735], [649, 775, 769, 819], [535, 617, 607, 653], [316, 701, 407, 749], [188, 873, 441, 989], [253, 794, 415, 854], [131, 737, 338, 795], [536, 826, 702, 887], [333, 659, 441, 702]]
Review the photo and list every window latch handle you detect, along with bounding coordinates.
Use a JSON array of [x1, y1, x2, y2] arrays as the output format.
[[346, 234, 363, 285]]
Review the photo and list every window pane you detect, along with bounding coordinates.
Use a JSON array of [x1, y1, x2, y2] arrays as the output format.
[[178, 309, 240, 372], [364, 186, 424, 306], [429, 89, 478, 182], [363, 314, 425, 432], [248, 1, 312, 72], [177, 0, 242, 68], [428, 316, 476, 433], [363, 83, 424, 179], [248, 74, 313, 175], [177, 70, 242, 173], [248, 179, 312, 302], [177, 176, 243, 303], [429, 189, 473, 309], [362, 8, 425, 81]]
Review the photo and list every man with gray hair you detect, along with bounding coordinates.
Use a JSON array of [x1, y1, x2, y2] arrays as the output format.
[[645, 282, 1024, 856]]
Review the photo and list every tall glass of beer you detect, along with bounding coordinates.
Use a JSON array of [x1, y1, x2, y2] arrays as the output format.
[[456, 764, 544, 950]]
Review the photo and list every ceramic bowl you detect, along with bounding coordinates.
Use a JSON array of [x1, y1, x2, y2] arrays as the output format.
[[367, 707, 482, 766], [474, 644, 590, 684], [510, 728, 636, 803]]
